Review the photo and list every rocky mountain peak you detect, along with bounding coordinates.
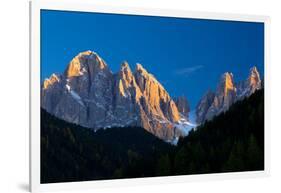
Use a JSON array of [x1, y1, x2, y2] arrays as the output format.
[[116, 61, 141, 100], [64, 50, 109, 78], [236, 66, 262, 99], [43, 73, 60, 90], [42, 51, 188, 141], [134, 63, 149, 92], [202, 72, 236, 121], [134, 63, 166, 93], [119, 61, 133, 79], [248, 66, 261, 89], [121, 61, 130, 69], [196, 67, 262, 124], [218, 72, 235, 96], [135, 63, 147, 74]]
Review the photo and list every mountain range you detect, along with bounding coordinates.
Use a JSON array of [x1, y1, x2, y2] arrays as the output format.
[[195, 66, 262, 124], [41, 51, 192, 142], [41, 50, 262, 142]]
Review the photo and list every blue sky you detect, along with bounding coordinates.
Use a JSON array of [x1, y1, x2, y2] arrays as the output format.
[[41, 10, 264, 108]]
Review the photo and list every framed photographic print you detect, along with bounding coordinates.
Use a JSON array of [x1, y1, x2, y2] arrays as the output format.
[[30, 1, 270, 192]]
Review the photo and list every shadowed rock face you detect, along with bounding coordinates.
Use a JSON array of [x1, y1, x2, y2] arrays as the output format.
[[41, 51, 186, 141], [195, 90, 215, 124], [174, 96, 190, 118], [196, 67, 262, 124]]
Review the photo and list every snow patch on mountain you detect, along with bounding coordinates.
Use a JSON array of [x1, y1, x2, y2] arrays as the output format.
[[65, 84, 85, 107], [175, 110, 197, 136], [166, 110, 197, 145]]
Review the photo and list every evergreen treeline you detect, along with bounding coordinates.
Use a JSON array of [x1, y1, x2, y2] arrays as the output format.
[[171, 89, 264, 175], [41, 109, 173, 183], [41, 89, 264, 183]]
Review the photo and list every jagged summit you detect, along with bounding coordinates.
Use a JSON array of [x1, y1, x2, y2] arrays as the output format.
[[118, 62, 137, 91], [236, 66, 261, 99], [41, 51, 188, 141], [120, 61, 132, 77], [248, 66, 261, 89], [196, 66, 262, 124], [135, 63, 146, 73], [116, 61, 140, 100], [64, 50, 108, 78], [218, 72, 236, 96], [120, 61, 130, 69], [43, 73, 60, 90], [250, 66, 259, 73], [220, 72, 234, 83]]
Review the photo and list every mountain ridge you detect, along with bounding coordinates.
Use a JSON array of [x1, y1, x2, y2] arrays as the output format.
[[41, 50, 262, 140], [42, 50, 189, 141], [196, 66, 262, 124]]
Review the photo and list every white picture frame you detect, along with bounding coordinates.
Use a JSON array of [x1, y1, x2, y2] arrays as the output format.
[[30, 1, 270, 192]]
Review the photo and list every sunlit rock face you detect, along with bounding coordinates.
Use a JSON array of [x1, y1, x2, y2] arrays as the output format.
[[237, 66, 262, 99], [43, 73, 60, 90], [134, 63, 182, 139], [41, 73, 62, 113], [134, 63, 181, 124], [196, 67, 262, 124], [42, 51, 114, 128], [205, 72, 237, 121], [41, 51, 185, 141]]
